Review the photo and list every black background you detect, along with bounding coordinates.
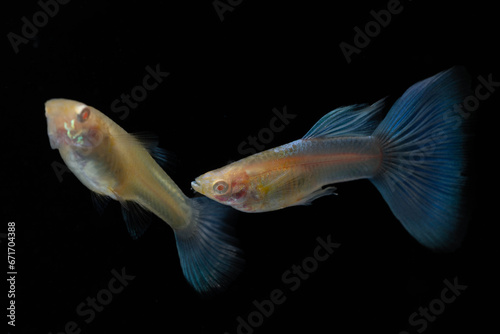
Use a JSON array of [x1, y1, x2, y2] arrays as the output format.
[[2, 1, 498, 333]]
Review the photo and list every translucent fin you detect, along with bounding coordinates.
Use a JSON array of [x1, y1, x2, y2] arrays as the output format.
[[90, 192, 111, 215], [263, 170, 299, 194], [174, 197, 244, 295], [293, 186, 337, 206], [120, 201, 152, 240], [302, 99, 385, 139], [257, 170, 313, 205], [129, 132, 179, 173], [371, 66, 471, 252]]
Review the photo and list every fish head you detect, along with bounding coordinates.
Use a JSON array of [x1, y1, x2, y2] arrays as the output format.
[[45, 99, 107, 153], [191, 165, 255, 212], [45, 99, 122, 197]]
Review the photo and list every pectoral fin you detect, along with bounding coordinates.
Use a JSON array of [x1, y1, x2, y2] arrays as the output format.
[[120, 201, 152, 240], [292, 186, 337, 206], [110, 188, 152, 240]]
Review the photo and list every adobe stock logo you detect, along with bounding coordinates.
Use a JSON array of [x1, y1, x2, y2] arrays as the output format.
[[7, 0, 72, 54], [212, 0, 244, 22], [110, 63, 170, 120], [225, 235, 340, 334], [400, 276, 467, 334], [339, 0, 409, 64], [237, 106, 296, 156], [48, 267, 135, 334]]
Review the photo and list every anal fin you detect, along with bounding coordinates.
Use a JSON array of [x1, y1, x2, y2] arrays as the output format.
[[293, 186, 337, 206]]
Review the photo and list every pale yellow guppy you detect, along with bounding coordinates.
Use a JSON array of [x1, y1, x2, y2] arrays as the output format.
[[192, 67, 472, 252], [45, 98, 243, 294]]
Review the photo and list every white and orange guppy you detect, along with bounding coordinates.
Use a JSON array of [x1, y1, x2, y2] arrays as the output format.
[[45, 99, 243, 294], [192, 67, 471, 252]]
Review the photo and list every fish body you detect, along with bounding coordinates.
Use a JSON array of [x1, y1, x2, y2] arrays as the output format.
[[193, 67, 472, 252], [195, 137, 380, 212], [46, 99, 243, 294], [47, 99, 192, 228]]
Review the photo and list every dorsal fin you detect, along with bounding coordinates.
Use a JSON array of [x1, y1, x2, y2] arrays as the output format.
[[130, 132, 179, 173], [302, 99, 385, 139]]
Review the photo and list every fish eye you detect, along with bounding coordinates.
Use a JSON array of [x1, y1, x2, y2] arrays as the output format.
[[213, 180, 230, 195], [77, 107, 91, 123]]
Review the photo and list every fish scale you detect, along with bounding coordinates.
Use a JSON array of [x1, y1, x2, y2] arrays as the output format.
[[258, 137, 381, 206]]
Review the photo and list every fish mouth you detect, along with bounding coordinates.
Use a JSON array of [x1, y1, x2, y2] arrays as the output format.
[[46, 115, 61, 149], [48, 133, 60, 149], [191, 180, 201, 193]]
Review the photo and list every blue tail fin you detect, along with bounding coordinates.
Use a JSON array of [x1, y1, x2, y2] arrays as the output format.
[[371, 66, 471, 252], [174, 197, 244, 294]]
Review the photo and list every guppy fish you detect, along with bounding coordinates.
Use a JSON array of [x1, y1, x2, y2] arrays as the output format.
[[45, 99, 243, 294], [192, 67, 471, 252]]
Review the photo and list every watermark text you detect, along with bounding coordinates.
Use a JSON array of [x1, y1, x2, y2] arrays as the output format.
[[7, 0, 72, 54], [225, 235, 340, 334]]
